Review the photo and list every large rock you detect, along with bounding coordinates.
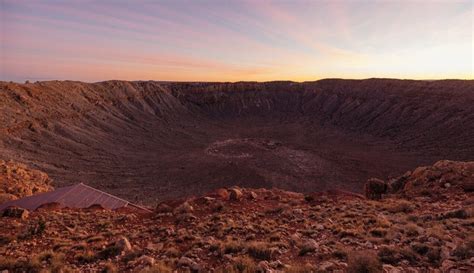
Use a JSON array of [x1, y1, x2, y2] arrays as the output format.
[[364, 178, 388, 200], [229, 188, 243, 201], [115, 236, 132, 251]]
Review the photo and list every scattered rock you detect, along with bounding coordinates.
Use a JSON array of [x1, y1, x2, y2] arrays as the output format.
[[174, 201, 194, 214], [229, 188, 243, 201], [115, 236, 132, 252], [2, 206, 29, 219]]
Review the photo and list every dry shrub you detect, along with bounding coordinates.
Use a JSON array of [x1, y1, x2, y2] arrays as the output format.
[[247, 242, 273, 260], [140, 262, 174, 273], [223, 240, 244, 254], [347, 252, 382, 273], [101, 262, 118, 273], [388, 200, 413, 213]]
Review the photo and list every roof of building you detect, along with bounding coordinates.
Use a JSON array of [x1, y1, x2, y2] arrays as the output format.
[[0, 183, 151, 213]]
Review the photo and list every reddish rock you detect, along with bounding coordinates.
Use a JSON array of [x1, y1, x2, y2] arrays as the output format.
[[364, 178, 387, 200], [2, 206, 29, 219], [229, 188, 243, 201]]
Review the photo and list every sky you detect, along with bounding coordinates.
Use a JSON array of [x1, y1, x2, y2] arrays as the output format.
[[0, 0, 472, 82]]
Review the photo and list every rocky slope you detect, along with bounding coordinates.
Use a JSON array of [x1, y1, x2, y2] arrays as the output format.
[[0, 79, 473, 203], [0, 161, 473, 272]]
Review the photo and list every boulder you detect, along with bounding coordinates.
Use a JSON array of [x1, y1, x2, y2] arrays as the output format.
[[115, 236, 132, 252], [209, 188, 229, 200], [229, 188, 243, 201], [364, 178, 388, 200], [174, 201, 194, 214]]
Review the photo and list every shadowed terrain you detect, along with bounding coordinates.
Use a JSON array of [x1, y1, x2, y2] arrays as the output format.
[[0, 79, 473, 203]]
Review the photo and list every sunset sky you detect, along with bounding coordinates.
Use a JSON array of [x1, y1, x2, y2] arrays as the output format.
[[1, 0, 472, 82]]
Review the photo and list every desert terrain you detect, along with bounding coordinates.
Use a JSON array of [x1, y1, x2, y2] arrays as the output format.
[[0, 79, 473, 272], [0, 79, 473, 204], [0, 160, 473, 272]]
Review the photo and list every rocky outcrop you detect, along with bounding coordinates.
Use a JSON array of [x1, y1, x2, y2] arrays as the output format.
[[364, 160, 474, 199], [389, 160, 474, 197], [0, 160, 53, 200]]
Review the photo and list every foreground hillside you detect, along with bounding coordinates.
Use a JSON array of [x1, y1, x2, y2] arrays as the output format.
[[1, 161, 473, 272], [0, 79, 473, 202]]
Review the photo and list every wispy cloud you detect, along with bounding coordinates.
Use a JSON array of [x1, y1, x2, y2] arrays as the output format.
[[1, 0, 472, 82]]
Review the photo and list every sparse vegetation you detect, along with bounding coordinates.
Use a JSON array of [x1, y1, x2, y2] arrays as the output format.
[[347, 252, 382, 273]]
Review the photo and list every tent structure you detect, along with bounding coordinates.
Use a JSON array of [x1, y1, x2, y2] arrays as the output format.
[[0, 183, 151, 213]]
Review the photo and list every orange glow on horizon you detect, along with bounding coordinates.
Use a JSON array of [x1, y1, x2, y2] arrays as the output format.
[[1, 0, 472, 82]]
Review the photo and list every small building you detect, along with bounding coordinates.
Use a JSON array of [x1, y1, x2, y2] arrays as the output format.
[[0, 183, 151, 213]]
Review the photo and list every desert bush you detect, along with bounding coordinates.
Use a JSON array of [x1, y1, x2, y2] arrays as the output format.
[[20, 219, 46, 239], [97, 245, 121, 259], [0, 235, 14, 246], [37, 251, 69, 273], [101, 262, 118, 273], [286, 264, 315, 273], [347, 252, 382, 273], [426, 247, 441, 265], [164, 246, 181, 257], [388, 200, 413, 213], [400, 248, 418, 264], [76, 250, 96, 263], [370, 228, 387, 238], [377, 246, 400, 265], [405, 224, 420, 237], [453, 240, 474, 260], [233, 257, 258, 273], [411, 242, 429, 255], [304, 195, 315, 202], [333, 248, 348, 260], [223, 241, 244, 254]]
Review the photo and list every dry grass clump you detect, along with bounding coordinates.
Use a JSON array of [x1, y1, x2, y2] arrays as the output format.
[[426, 247, 441, 265], [404, 224, 421, 237], [377, 246, 399, 264], [139, 262, 174, 273], [369, 228, 387, 238], [347, 252, 382, 273], [247, 242, 273, 260], [215, 257, 259, 273], [222, 240, 244, 254], [164, 246, 181, 257], [101, 262, 118, 273], [332, 248, 348, 260], [387, 200, 413, 213], [75, 250, 96, 263], [377, 246, 418, 265], [0, 251, 70, 273], [0, 234, 14, 246], [38, 251, 71, 272], [285, 264, 315, 273], [453, 240, 474, 260], [97, 245, 121, 259]]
